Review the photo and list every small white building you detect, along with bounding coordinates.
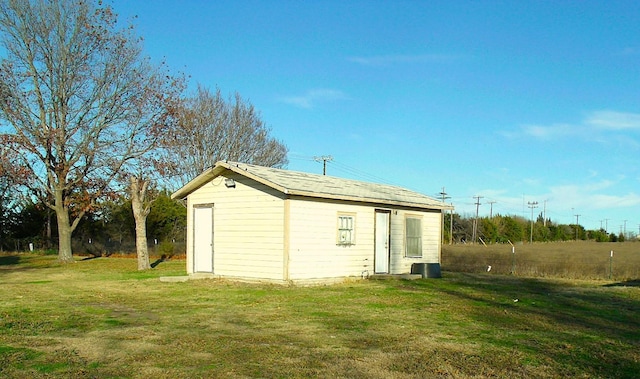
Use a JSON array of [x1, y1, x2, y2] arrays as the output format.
[[171, 161, 452, 284]]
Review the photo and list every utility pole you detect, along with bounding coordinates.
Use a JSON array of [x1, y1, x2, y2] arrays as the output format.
[[543, 200, 547, 227], [472, 196, 483, 244], [438, 187, 451, 245], [574, 214, 580, 240], [624, 220, 628, 239], [487, 201, 496, 219], [605, 218, 609, 233], [313, 155, 333, 175], [449, 203, 454, 245], [528, 201, 538, 244]]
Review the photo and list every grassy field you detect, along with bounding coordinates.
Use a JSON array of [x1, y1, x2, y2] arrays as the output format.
[[1, 254, 639, 378], [443, 241, 640, 280]]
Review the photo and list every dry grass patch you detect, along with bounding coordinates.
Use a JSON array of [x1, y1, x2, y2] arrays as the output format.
[[443, 241, 640, 280]]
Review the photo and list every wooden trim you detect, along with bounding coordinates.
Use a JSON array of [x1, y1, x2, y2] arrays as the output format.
[[193, 203, 215, 208], [287, 189, 451, 210], [192, 204, 214, 273], [438, 210, 443, 264], [404, 213, 424, 258], [283, 198, 290, 281], [374, 209, 391, 274], [336, 211, 357, 245]]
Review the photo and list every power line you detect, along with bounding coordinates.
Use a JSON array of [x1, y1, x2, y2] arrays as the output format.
[[288, 153, 316, 162], [294, 154, 397, 185], [328, 160, 397, 185]]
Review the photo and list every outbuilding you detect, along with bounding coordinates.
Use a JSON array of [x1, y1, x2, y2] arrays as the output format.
[[171, 161, 452, 284]]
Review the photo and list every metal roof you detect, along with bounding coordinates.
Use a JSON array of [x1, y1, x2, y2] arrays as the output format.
[[171, 161, 453, 211]]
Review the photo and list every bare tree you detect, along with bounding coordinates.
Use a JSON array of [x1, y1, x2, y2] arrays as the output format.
[[0, 0, 183, 262], [127, 158, 178, 270], [0, 140, 29, 250], [129, 175, 152, 270], [166, 85, 288, 187]]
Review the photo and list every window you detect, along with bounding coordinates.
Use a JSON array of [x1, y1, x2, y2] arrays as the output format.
[[337, 214, 356, 245], [405, 216, 422, 257]]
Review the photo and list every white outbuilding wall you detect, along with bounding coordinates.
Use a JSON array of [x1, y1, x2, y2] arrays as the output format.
[[173, 161, 450, 284]]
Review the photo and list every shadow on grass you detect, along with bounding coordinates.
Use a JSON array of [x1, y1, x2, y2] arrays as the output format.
[[151, 255, 167, 268], [413, 273, 640, 378], [81, 255, 101, 261], [603, 279, 640, 287], [0, 255, 20, 266], [0, 254, 46, 274]]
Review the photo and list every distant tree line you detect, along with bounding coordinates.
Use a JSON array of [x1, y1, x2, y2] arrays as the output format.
[[5, 202, 633, 255], [0, 191, 187, 256], [444, 213, 633, 244]]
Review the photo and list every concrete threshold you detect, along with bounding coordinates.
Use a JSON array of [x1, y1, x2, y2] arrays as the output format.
[[159, 276, 190, 283], [369, 273, 423, 280]]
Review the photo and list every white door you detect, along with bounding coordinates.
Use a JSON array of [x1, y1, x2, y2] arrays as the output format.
[[193, 205, 213, 273], [374, 211, 390, 273]]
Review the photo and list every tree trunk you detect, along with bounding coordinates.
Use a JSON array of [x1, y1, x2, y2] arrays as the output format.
[[46, 208, 52, 250], [131, 176, 151, 270], [55, 206, 74, 263]]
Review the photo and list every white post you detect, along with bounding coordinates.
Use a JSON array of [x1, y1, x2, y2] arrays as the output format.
[[609, 250, 614, 280]]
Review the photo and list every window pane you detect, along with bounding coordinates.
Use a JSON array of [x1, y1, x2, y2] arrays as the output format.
[[406, 218, 422, 257], [337, 215, 355, 244], [339, 230, 351, 243], [407, 218, 420, 237]]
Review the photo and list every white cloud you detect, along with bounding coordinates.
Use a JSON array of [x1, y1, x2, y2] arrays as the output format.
[[513, 110, 640, 142], [278, 89, 348, 109], [520, 123, 576, 139], [585, 110, 640, 130], [347, 53, 459, 67], [548, 182, 640, 211]]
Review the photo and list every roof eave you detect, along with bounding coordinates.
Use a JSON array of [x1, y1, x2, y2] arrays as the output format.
[[171, 161, 289, 200], [287, 189, 453, 211], [218, 161, 289, 194], [170, 165, 225, 200]]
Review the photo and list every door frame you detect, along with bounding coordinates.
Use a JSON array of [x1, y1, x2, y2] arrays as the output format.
[[192, 203, 214, 273], [374, 209, 391, 274]]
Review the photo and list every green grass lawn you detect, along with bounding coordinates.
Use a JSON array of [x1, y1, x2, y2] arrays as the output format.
[[1, 254, 639, 378]]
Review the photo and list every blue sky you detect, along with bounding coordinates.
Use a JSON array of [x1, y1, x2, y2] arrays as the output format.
[[114, 0, 640, 233]]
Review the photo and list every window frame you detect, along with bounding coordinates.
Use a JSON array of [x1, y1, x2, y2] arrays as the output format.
[[336, 212, 356, 246], [405, 215, 423, 257]]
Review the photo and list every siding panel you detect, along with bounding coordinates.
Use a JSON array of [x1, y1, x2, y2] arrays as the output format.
[[186, 172, 285, 280], [288, 199, 375, 280], [389, 209, 441, 274]]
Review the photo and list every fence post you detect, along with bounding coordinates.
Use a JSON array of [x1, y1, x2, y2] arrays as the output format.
[[511, 246, 516, 275], [609, 250, 613, 280], [508, 240, 516, 275]]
